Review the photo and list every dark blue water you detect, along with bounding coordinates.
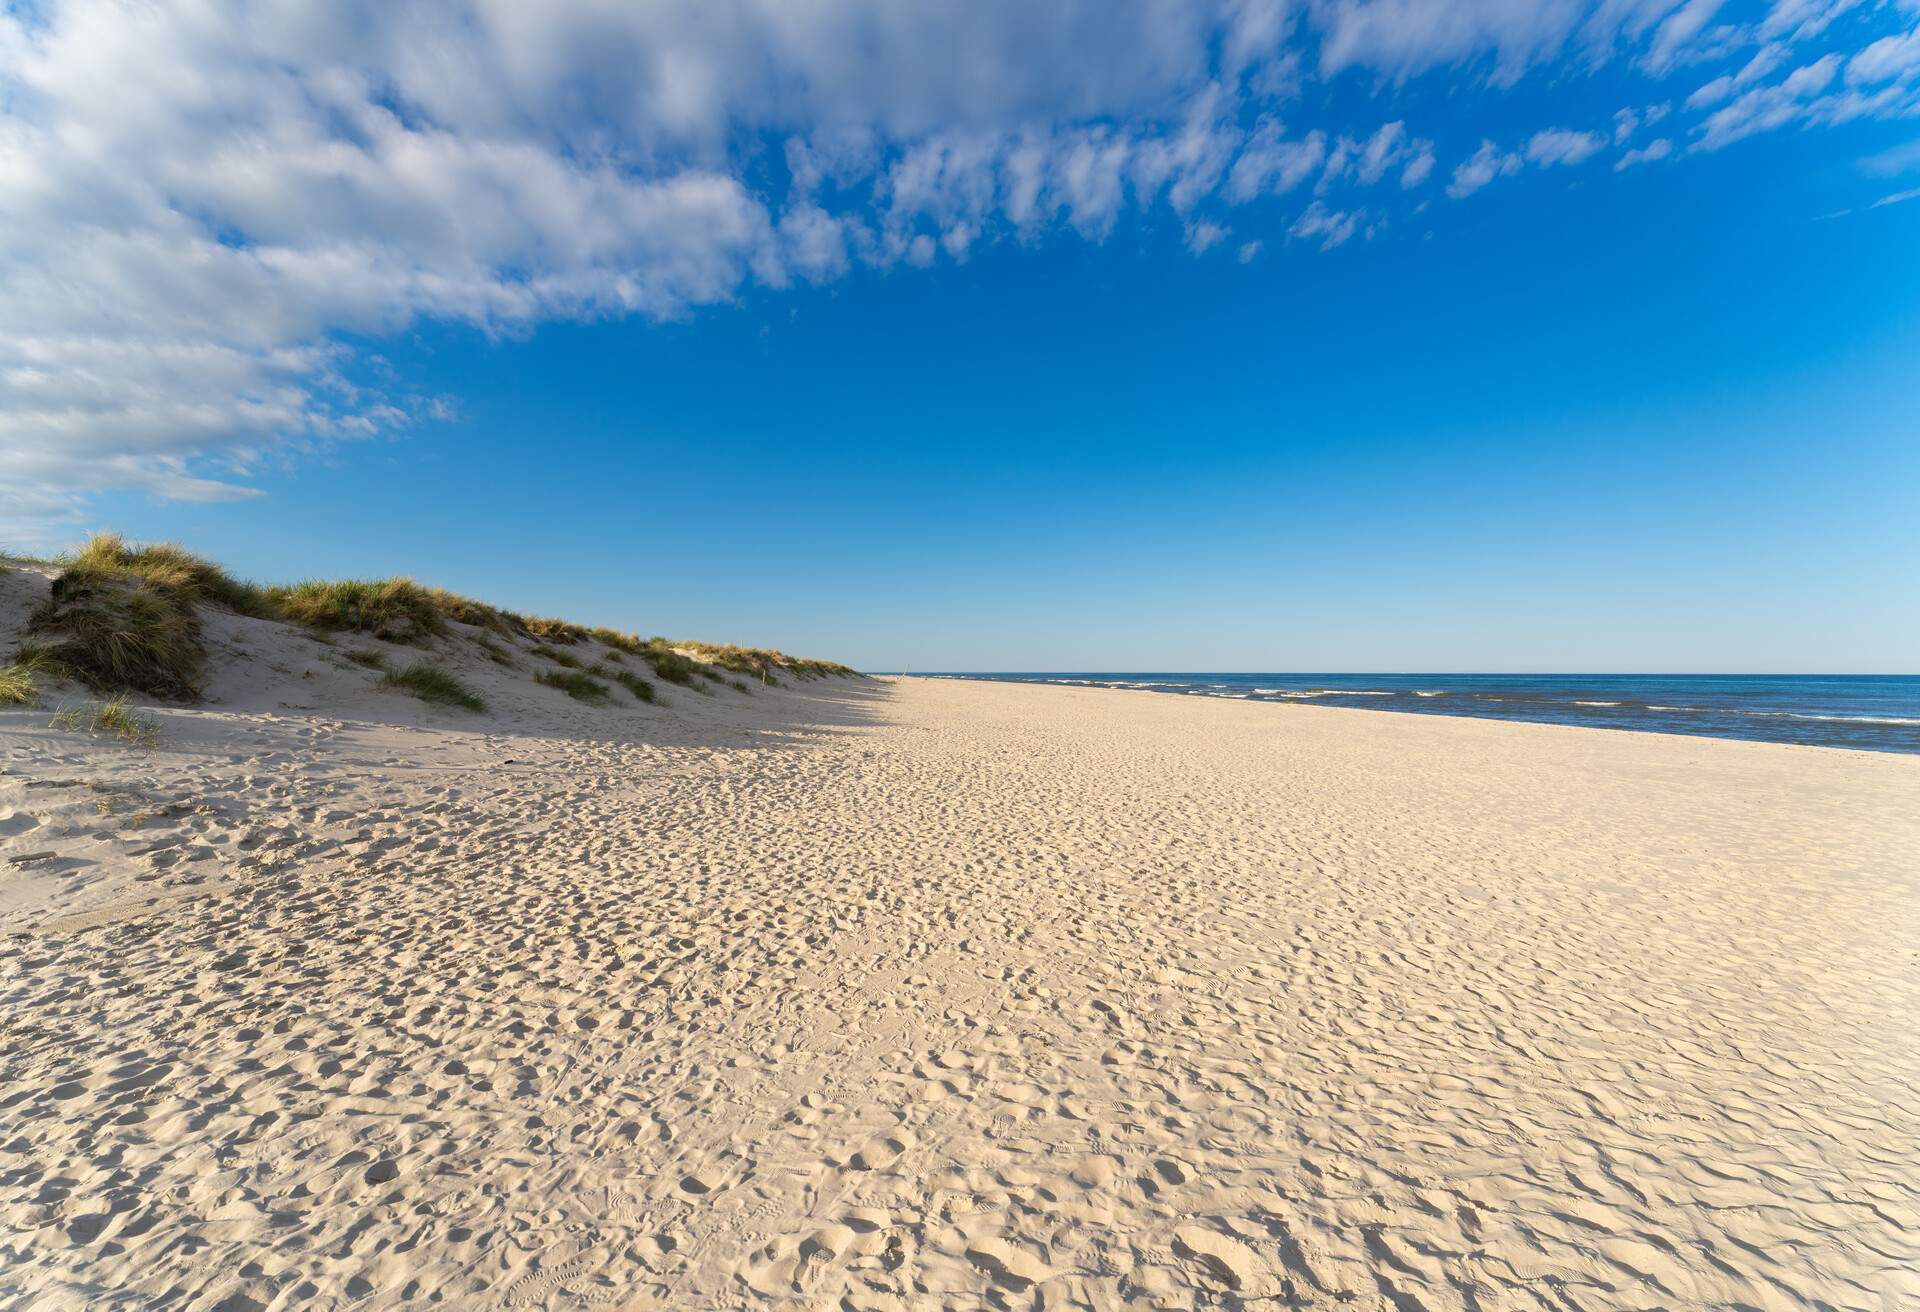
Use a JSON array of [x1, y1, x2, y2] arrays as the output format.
[[910, 673, 1920, 753]]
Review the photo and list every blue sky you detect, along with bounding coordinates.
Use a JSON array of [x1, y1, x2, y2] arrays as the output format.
[[4, 1, 1918, 670]]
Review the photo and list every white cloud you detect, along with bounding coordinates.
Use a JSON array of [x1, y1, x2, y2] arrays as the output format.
[[1861, 137, 1920, 175], [1308, 0, 1701, 84], [1289, 201, 1366, 249], [1323, 121, 1439, 189], [1447, 140, 1525, 197], [1401, 142, 1439, 187], [1688, 74, 1736, 106], [1443, 123, 1618, 198], [1736, 42, 1793, 85], [1222, 0, 1301, 75], [1355, 122, 1405, 183], [1688, 40, 1796, 106], [1847, 28, 1920, 85], [777, 205, 855, 282], [1760, 0, 1866, 43], [1643, 0, 1727, 74], [1616, 137, 1676, 167], [1127, 85, 1245, 214], [1526, 127, 1609, 165], [1694, 53, 1845, 148], [1186, 219, 1232, 253], [1225, 120, 1328, 200]]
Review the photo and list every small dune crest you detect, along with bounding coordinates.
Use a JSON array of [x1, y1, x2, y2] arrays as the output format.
[[1, 533, 858, 729]]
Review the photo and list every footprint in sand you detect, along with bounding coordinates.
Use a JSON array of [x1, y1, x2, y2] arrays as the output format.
[[1172, 1224, 1280, 1297], [679, 1167, 727, 1195], [850, 1130, 913, 1170], [964, 1237, 1055, 1288]]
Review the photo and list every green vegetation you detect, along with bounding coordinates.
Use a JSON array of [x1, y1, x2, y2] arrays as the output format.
[[382, 660, 486, 711], [52, 694, 161, 747], [17, 531, 858, 706], [676, 641, 857, 681], [266, 577, 448, 644], [729, 678, 753, 695], [31, 575, 202, 698], [637, 643, 702, 685], [278, 578, 524, 640], [65, 532, 274, 617], [26, 533, 244, 699], [0, 662, 38, 706], [0, 645, 63, 706], [613, 669, 656, 703], [524, 616, 590, 644], [536, 669, 611, 703], [589, 626, 645, 654], [682, 642, 766, 676], [422, 588, 526, 636], [474, 635, 518, 667]]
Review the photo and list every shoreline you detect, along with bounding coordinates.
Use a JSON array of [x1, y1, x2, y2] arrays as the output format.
[[893, 670, 1920, 756]]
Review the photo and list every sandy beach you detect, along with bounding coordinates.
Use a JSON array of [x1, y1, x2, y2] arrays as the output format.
[[3, 668, 1917, 1310], [9, 0, 1918, 1305]]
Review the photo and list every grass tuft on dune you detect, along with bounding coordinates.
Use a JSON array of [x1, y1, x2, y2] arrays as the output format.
[[1, 645, 66, 706], [524, 617, 590, 644], [0, 662, 39, 706], [422, 589, 526, 636], [474, 635, 518, 667], [25, 533, 258, 699], [267, 578, 449, 644], [676, 641, 856, 682], [589, 626, 641, 652], [52, 694, 162, 746], [637, 644, 702, 686], [382, 660, 487, 711], [613, 669, 657, 703], [536, 669, 612, 703], [67, 533, 276, 618]]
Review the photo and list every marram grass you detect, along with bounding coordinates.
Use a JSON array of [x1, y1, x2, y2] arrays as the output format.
[[52, 695, 162, 747], [613, 669, 657, 703], [382, 660, 486, 711], [25, 531, 859, 705], [0, 662, 39, 706], [536, 669, 612, 703]]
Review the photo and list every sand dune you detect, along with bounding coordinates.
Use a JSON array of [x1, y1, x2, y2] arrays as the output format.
[[3, 635, 1917, 1307]]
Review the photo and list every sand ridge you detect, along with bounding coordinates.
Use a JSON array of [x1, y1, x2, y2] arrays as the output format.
[[2, 674, 1918, 1309]]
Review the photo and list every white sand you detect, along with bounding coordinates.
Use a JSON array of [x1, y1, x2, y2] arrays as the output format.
[[3, 584, 1917, 1309]]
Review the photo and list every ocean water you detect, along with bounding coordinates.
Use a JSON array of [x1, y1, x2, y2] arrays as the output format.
[[912, 673, 1920, 754]]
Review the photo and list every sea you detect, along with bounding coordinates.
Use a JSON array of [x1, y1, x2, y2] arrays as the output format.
[[909, 673, 1920, 754]]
